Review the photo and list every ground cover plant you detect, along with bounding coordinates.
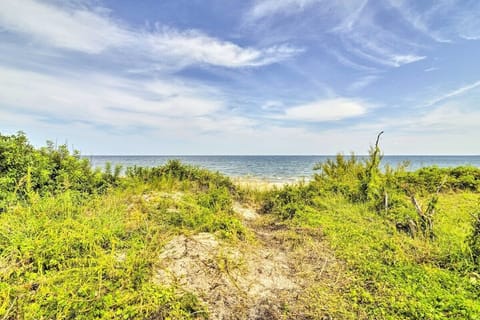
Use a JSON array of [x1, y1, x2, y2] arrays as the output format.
[[0, 131, 479, 319], [260, 133, 480, 319]]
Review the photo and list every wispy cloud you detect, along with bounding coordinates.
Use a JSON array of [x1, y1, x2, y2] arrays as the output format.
[[333, 2, 427, 68], [426, 80, 480, 107], [331, 0, 369, 33], [247, 0, 320, 21], [416, 104, 480, 131], [246, 1, 427, 69], [0, 0, 129, 54], [275, 98, 368, 122], [0, 0, 300, 69], [338, 35, 425, 68], [0, 65, 232, 129], [145, 27, 302, 68], [387, 0, 451, 43], [388, 0, 480, 42], [348, 75, 380, 92]]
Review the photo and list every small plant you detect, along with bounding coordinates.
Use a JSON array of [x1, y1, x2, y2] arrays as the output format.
[[359, 131, 384, 203], [467, 211, 480, 269]]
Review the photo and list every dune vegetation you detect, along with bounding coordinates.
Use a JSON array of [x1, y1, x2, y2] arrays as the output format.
[[0, 131, 479, 319]]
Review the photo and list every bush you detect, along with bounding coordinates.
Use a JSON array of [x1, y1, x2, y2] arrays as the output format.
[[260, 184, 316, 219], [125, 160, 236, 193], [467, 211, 480, 269], [0, 131, 121, 209], [396, 166, 480, 193], [313, 153, 365, 200]]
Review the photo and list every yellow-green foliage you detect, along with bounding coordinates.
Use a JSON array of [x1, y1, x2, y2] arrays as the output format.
[[2, 132, 480, 319], [0, 159, 245, 318], [261, 157, 480, 318], [0, 132, 121, 210]]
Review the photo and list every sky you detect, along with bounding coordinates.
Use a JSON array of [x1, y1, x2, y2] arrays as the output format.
[[0, 0, 479, 155]]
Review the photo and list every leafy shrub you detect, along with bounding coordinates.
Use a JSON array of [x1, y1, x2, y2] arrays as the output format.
[[467, 211, 480, 269], [313, 153, 365, 200], [396, 166, 480, 193], [0, 132, 120, 209], [260, 184, 316, 219], [125, 160, 236, 193]]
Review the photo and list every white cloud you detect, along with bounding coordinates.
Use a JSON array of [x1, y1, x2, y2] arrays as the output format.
[[0, 0, 129, 54], [337, 26, 426, 68], [391, 54, 425, 66], [248, 0, 320, 21], [417, 104, 480, 130], [145, 28, 302, 68], [348, 75, 380, 92], [0, 65, 226, 128], [261, 100, 284, 110], [0, 0, 299, 68], [387, 0, 451, 43], [278, 98, 368, 122], [426, 80, 480, 107], [0, 63, 268, 145], [388, 0, 480, 42], [246, 1, 427, 69], [331, 0, 369, 33]]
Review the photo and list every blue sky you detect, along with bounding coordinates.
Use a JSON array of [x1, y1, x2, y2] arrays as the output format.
[[0, 0, 479, 154]]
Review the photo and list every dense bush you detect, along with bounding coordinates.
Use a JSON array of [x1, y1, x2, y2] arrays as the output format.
[[312, 154, 365, 200], [0, 132, 120, 209], [260, 183, 316, 219], [396, 166, 480, 193], [468, 211, 480, 270], [125, 159, 236, 193]]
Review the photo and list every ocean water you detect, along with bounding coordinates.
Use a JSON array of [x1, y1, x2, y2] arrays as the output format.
[[85, 155, 480, 182]]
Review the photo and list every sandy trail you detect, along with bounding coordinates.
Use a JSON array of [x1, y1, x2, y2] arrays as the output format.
[[155, 200, 343, 319]]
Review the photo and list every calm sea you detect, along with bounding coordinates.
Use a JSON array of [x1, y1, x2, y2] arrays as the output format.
[[84, 155, 480, 182]]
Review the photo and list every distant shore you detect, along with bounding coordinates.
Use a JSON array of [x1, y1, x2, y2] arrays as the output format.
[[231, 176, 308, 190]]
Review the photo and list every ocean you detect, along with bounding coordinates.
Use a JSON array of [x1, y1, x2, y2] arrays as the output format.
[[84, 155, 480, 182]]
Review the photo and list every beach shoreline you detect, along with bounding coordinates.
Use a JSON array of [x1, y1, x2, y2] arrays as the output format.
[[230, 176, 309, 190]]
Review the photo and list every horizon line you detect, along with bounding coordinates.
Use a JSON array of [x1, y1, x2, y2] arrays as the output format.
[[81, 154, 480, 157]]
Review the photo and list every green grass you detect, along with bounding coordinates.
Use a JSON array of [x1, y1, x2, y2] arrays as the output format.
[[267, 191, 480, 319], [0, 175, 245, 319]]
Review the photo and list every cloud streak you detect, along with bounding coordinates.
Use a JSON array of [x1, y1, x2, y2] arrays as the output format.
[[145, 27, 302, 68], [0, 65, 231, 129], [247, 0, 320, 21], [388, 0, 480, 42], [426, 80, 480, 107], [0, 0, 300, 69], [246, 1, 427, 69], [275, 98, 368, 122]]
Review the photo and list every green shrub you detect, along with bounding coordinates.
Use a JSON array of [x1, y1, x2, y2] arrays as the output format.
[[260, 183, 316, 219], [313, 153, 365, 200], [467, 211, 480, 269], [125, 160, 236, 193], [0, 131, 119, 209]]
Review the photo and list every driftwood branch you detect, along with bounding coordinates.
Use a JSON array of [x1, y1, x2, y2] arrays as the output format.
[[410, 195, 423, 217], [369, 131, 384, 172]]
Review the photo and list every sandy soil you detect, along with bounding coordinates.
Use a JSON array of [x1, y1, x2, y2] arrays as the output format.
[[154, 201, 344, 319]]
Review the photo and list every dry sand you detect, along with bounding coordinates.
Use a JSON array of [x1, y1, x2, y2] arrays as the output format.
[[154, 201, 344, 319]]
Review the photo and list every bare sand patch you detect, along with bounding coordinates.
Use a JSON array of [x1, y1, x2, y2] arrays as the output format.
[[154, 232, 299, 319], [231, 177, 290, 191], [154, 202, 347, 319], [233, 202, 259, 220]]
